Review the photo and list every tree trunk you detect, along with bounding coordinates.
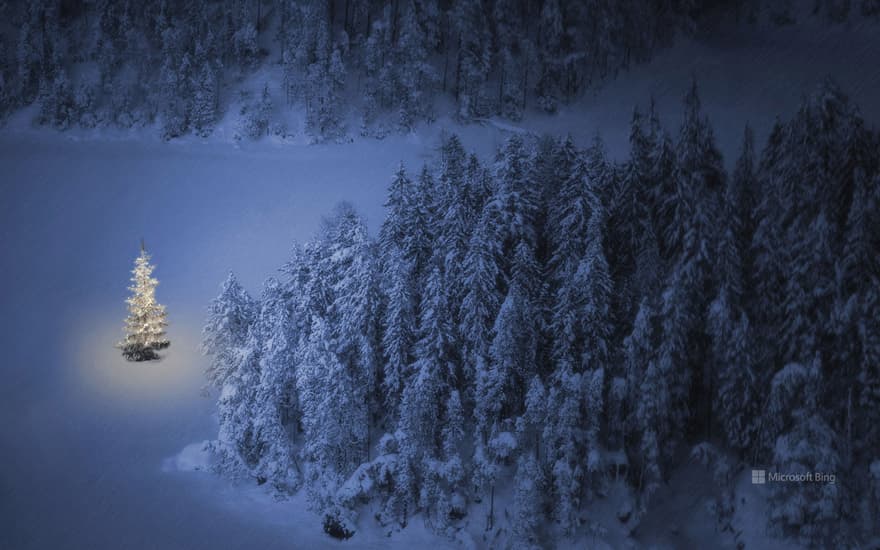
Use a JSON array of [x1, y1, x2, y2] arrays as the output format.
[[392, 0, 401, 43], [455, 36, 463, 103], [442, 47, 449, 92], [844, 388, 853, 467], [366, 417, 372, 462], [706, 371, 713, 441], [498, 63, 504, 115], [487, 483, 495, 531]]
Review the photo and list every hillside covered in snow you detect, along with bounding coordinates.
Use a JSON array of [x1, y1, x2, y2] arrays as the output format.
[[2, 0, 880, 143]]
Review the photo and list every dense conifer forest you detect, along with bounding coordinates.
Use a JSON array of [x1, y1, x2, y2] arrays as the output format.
[[202, 80, 880, 547], [2, 0, 878, 140]]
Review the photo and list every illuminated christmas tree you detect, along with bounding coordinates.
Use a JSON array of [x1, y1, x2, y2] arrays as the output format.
[[119, 240, 170, 361]]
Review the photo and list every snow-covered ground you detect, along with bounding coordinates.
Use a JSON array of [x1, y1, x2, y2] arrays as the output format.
[[1, 14, 878, 549]]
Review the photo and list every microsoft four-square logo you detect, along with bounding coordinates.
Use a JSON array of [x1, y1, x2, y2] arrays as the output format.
[[751, 469, 766, 484]]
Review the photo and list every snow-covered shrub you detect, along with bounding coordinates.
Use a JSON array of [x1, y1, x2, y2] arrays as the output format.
[[190, 64, 218, 137], [419, 457, 464, 533], [551, 457, 583, 534], [305, 47, 347, 143], [269, 121, 287, 138], [38, 69, 76, 129], [331, 433, 409, 531], [511, 453, 544, 548], [109, 86, 149, 129], [488, 431, 517, 462], [74, 84, 97, 128], [232, 23, 259, 69], [766, 359, 847, 547], [235, 85, 272, 140], [691, 443, 736, 534]]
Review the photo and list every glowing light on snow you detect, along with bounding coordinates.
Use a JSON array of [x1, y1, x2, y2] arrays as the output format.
[[68, 309, 205, 408]]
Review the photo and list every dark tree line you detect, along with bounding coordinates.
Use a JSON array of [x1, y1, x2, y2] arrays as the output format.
[[1, 0, 877, 139], [202, 80, 880, 547]]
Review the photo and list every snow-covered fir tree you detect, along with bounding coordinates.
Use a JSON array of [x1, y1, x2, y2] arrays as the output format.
[[450, 0, 490, 119], [297, 315, 363, 515], [190, 62, 218, 137], [381, 250, 416, 414], [707, 287, 759, 454], [460, 208, 503, 406], [118, 241, 170, 361], [202, 271, 255, 390], [214, 324, 263, 473], [251, 277, 301, 490], [535, 0, 563, 113]]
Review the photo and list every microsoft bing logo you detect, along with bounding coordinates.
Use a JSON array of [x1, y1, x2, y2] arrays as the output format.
[[751, 469, 766, 484]]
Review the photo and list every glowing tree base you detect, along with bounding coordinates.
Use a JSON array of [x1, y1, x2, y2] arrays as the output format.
[[121, 341, 170, 362]]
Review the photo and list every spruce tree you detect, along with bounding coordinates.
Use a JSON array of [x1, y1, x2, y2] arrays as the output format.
[[399, 263, 455, 464], [493, 0, 525, 119], [191, 62, 218, 137], [492, 135, 538, 253], [547, 138, 601, 284], [451, 0, 490, 119], [215, 325, 262, 473], [707, 287, 759, 453], [437, 135, 472, 312], [396, 1, 436, 129], [202, 271, 256, 389], [460, 209, 503, 403], [297, 316, 360, 507], [535, 0, 563, 112], [624, 298, 666, 513], [378, 163, 415, 261], [767, 358, 845, 547], [321, 203, 376, 461], [381, 250, 416, 414], [119, 241, 170, 361], [663, 81, 725, 440], [252, 277, 301, 490]]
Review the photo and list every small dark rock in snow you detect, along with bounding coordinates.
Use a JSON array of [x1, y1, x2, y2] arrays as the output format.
[[617, 502, 632, 523], [323, 512, 355, 540]]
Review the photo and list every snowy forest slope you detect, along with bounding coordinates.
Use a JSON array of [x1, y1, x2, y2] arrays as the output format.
[[1, 0, 879, 144], [200, 80, 880, 548]]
